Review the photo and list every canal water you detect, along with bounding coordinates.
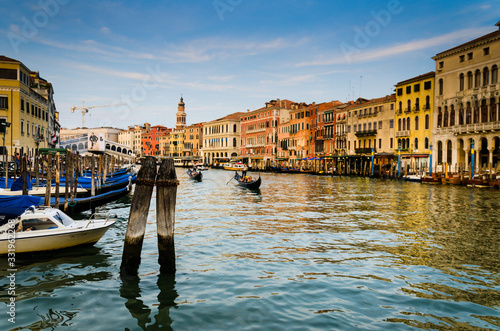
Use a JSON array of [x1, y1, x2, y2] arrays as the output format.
[[1, 169, 500, 330]]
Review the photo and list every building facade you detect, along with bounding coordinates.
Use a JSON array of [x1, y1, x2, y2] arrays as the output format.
[[240, 99, 295, 168], [432, 22, 500, 172], [395, 72, 435, 172], [202, 112, 244, 165], [0, 56, 59, 157]]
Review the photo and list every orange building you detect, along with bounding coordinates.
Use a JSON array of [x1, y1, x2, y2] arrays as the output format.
[[240, 99, 295, 169]]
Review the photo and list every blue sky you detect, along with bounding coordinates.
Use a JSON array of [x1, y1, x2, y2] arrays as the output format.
[[2, 0, 499, 129]]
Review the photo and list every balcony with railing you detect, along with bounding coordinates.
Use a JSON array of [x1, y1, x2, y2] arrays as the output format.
[[355, 130, 377, 137], [355, 147, 376, 154], [404, 108, 411, 114], [395, 130, 410, 137], [449, 122, 500, 135], [246, 126, 267, 134]]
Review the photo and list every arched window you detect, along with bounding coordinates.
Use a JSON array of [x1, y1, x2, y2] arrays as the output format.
[[491, 98, 497, 122], [475, 69, 481, 88], [398, 101, 402, 113], [467, 71, 473, 89], [398, 118, 402, 131], [402, 118, 405, 131], [481, 99, 488, 123], [492, 65, 498, 84], [425, 95, 430, 110], [466, 102, 472, 124], [450, 105, 455, 126], [459, 73, 465, 91], [483, 67, 489, 86], [425, 137, 429, 149], [407, 117, 411, 131], [233, 137, 237, 147], [443, 106, 449, 127], [415, 97, 420, 111], [437, 107, 442, 127], [425, 114, 430, 130], [233, 124, 237, 132], [438, 79, 443, 95], [407, 99, 411, 111], [414, 138, 418, 150], [459, 104, 464, 125], [415, 116, 419, 130]]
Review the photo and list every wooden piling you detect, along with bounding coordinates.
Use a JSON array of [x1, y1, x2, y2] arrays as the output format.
[[121, 156, 157, 277], [91, 155, 96, 196], [44, 154, 52, 206], [64, 151, 70, 212], [156, 158, 179, 274], [55, 152, 60, 209], [22, 153, 28, 195]]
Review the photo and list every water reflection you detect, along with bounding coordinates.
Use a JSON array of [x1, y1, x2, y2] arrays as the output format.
[[120, 274, 178, 331]]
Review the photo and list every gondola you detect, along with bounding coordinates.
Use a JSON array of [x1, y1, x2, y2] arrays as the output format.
[[187, 169, 203, 181], [234, 172, 261, 189]]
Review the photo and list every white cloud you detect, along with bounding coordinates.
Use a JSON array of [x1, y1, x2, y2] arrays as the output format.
[[296, 26, 493, 66]]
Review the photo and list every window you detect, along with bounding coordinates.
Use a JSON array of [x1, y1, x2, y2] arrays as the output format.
[[438, 79, 443, 95], [493, 65, 498, 84], [379, 139, 381, 149], [467, 71, 473, 89], [389, 119, 394, 128], [390, 104, 394, 110], [424, 81, 432, 90], [484, 47, 490, 56], [459, 73, 465, 91], [414, 84, 420, 92], [27, 121, 30, 136], [414, 138, 418, 150], [0, 96, 7, 109], [475, 69, 481, 88], [439, 61, 444, 69], [390, 138, 393, 149], [459, 55, 465, 63], [467, 52, 473, 60], [415, 97, 420, 110], [397, 88, 403, 96], [21, 120, 24, 135], [21, 99, 24, 112], [415, 116, 419, 130], [483, 67, 489, 86], [425, 115, 430, 130], [0, 69, 17, 80], [378, 121, 382, 129], [406, 86, 411, 94]]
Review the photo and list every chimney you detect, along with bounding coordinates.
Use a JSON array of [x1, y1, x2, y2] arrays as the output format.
[[497, 20, 500, 30]]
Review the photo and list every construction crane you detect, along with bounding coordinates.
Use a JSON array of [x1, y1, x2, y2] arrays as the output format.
[[71, 100, 125, 127]]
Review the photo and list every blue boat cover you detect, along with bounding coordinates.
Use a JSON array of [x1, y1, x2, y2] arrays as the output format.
[[0, 195, 42, 220], [11, 173, 33, 191]]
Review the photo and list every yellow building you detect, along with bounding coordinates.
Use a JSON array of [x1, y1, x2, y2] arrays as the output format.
[[395, 72, 435, 172], [0, 56, 58, 158]]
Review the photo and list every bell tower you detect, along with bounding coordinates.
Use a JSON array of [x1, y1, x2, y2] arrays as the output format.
[[176, 96, 186, 130]]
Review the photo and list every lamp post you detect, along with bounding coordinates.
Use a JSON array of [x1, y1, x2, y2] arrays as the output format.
[[1, 120, 11, 189]]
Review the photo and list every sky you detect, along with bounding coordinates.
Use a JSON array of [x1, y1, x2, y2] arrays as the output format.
[[1, 0, 500, 130]]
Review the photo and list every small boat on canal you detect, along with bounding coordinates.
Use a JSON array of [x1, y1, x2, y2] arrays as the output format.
[[0, 206, 117, 254], [234, 172, 261, 189], [187, 168, 203, 181]]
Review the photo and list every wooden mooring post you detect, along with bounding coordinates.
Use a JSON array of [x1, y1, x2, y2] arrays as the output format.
[[156, 158, 179, 274], [121, 156, 157, 277]]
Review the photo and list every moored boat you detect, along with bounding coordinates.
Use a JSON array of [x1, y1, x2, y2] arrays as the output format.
[[224, 162, 246, 171], [0, 206, 116, 254], [421, 174, 442, 184]]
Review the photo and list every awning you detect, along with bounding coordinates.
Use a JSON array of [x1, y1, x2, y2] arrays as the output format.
[[39, 148, 68, 155]]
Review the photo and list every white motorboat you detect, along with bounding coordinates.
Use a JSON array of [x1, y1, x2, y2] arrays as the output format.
[[0, 206, 117, 254]]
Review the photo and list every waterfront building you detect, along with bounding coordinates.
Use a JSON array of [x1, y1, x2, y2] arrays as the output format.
[[158, 131, 171, 157], [202, 112, 244, 165], [314, 100, 343, 157], [343, 95, 397, 173], [0, 56, 59, 157], [432, 21, 500, 172], [334, 102, 352, 156], [287, 102, 313, 163], [395, 72, 435, 173], [141, 125, 169, 156], [118, 124, 147, 156], [240, 99, 295, 169], [184, 123, 204, 157]]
